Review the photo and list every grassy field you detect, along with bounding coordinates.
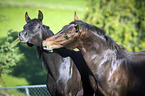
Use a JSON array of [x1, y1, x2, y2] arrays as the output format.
[[0, 0, 87, 38], [0, 0, 87, 87], [0, 74, 28, 87]]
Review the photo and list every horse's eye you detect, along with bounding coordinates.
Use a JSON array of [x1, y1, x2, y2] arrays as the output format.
[[38, 26, 41, 28], [64, 36, 70, 40]]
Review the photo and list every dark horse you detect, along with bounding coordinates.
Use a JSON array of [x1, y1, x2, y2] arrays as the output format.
[[18, 11, 83, 96], [43, 12, 145, 96]]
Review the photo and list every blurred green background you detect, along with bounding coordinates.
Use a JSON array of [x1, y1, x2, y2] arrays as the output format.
[[0, 0, 145, 91], [84, 0, 145, 52]]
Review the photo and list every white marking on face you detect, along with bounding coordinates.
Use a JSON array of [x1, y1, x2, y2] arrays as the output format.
[[57, 57, 73, 87]]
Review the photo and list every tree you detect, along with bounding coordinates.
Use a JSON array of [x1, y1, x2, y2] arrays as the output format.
[[0, 30, 22, 75], [84, 0, 145, 52]]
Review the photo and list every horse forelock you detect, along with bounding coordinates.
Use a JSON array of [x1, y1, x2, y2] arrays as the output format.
[[24, 19, 40, 29], [28, 18, 39, 23], [28, 19, 53, 38]]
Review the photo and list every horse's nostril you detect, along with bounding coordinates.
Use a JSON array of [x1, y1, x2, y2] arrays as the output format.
[[24, 32, 27, 36], [43, 45, 48, 49]]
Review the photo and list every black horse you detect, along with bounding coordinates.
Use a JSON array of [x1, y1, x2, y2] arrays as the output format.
[[18, 10, 83, 96], [42, 12, 145, 96]]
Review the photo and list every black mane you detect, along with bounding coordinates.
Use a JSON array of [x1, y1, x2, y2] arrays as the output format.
[[76, 20, 145, 64], [72, 20, 125, 51], [42, 25, 50, 32]]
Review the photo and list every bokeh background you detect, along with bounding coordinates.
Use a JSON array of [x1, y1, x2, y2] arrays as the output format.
[[0, 0, 145, 93]]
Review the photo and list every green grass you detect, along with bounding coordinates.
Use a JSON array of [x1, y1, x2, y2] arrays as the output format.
[[0, 74, 27, 96], [0, 0, 87, 8], [0, 74, 29, 87]]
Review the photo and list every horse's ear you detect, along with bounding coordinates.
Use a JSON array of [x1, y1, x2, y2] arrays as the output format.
[[25, 12, 31, 23], [38, 10, 43, 22], [74, 12, 78, 20]]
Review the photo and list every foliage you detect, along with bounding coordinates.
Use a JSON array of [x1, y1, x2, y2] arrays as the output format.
[[0, 30, 22, 74], [84, 0, 145, 52]]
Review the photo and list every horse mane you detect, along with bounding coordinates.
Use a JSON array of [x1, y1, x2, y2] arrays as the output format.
[[42, 25, 54, 37], [104, 36, 126, 51], [28, 19, 53, 35], [82, 21, 145, 67], [73, 20, 125, 52]]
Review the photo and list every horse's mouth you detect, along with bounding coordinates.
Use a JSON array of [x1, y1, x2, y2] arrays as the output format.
[[19, 39, 27, 44], [48, 49, 53, 52], [43, 45, 54, 52], [18, 36, 28, 43], [19, 38, 33, 47], [27, 42, 34, 47], [20, 40, 27, 43]]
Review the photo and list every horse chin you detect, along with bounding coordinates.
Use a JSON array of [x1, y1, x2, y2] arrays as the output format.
[[19, 39, 27, 43], [43, 46, 54, 52], [27, 42, 34, 47], [64, 45, 76, 50], [48, 49, 54, 52]]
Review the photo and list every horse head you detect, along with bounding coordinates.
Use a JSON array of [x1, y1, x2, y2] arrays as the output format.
[[18, 10, 53, 47], [43, 12, 84, 51]]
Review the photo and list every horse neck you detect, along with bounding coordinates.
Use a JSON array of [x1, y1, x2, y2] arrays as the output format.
[[37, 45, 75, 82], [35, 26, 63, 80], [78, 31, 145, 80], [45, 52, 75, 82], [78, 32, 107, 63], [78, 32, 126, 78], [38, 26, 76, 82], [37, 46, 64, 80]]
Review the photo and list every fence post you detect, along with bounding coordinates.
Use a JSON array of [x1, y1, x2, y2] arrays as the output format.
[[25, 87, 30, 96]]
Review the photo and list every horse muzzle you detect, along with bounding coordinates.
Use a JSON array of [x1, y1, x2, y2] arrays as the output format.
[[42, 40, 63, 52], [18, 31, 29, 43]]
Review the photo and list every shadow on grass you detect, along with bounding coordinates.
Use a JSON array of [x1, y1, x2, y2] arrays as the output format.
[[8, 32, 47, 85], [12, 43, 47, 85]]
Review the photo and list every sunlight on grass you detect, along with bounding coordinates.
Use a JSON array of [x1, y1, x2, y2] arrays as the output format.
[[0, 74, 29, 87], [0, 0, 87, 9]]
